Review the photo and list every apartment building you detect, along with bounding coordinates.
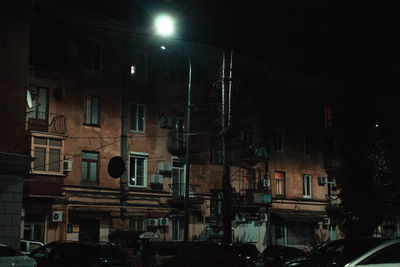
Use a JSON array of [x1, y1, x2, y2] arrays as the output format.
[[19, 0, 341, 251]]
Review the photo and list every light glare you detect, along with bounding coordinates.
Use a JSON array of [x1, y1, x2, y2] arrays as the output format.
[[155, 15, 175, 37]]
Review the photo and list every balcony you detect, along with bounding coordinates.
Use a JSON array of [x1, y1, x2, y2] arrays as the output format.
[[24, 174, 64, 197], [27, 111, 66, 135], [234, 189, 272, 212], [167, 131, 186, 155], [240, 143, 268, 162], [167, 183, 204, 208]]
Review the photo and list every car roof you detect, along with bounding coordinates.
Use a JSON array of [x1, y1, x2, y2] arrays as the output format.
[[345, 238, 400, 266]]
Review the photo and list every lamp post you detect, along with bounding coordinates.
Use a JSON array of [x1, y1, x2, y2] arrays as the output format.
[[155, 14, 192, 247]]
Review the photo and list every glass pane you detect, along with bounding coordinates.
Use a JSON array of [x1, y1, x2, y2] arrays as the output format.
[[91, 96, 99, 125], [49, 139, 62, 147], [84, 96, 91, 124], [130, 104, 137, 131], [130, 157, 136, 185], [49, 149, 60, 172], [34, 137, 47, 145], [82, 152, 98, 160], [89, 162, 97, 182], [81, 161, 88, 181], [34, 147, 46, 171], [136, 158, 144, 186], [138, 105, 144, 131]]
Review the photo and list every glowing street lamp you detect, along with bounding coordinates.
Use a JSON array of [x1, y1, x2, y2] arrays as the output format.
[[154, 14, 175, 37]]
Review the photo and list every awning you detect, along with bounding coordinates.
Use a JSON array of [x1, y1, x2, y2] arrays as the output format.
[[270, 209, 327, 223]]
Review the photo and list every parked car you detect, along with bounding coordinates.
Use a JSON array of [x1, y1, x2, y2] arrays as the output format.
[[20, 240, 44, 255], [158, 242, 255, 267], [29, 240, 132, 267], [345, 237, 400, 266], [282, 238, 388, 267], [262, 245, 305, 267], [0, 243, 37, 267], [230, 243, 264, 267]]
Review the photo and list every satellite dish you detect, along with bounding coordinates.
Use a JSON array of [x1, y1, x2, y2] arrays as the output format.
[[108, 156, 125, 178], [27, 89, 32, 108]]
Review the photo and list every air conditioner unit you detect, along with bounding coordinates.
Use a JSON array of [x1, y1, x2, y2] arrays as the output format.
[[150, 174, 164, 184], [159, 115, 173, 129], [260, 213, 268, 222], [158, 162, 173, 173], [262, 179, 271, 187], [159, 217, 169, 226], [147, 218, 159, 227], [52, 211, 63, 222], [318, 176, 328, 185], [318, 218, 330, 225], [235, 214, 246, 223], [63, 160, 72, 172]]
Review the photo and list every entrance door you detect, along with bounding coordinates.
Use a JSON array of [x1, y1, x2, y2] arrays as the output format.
[[79, 219, 99, 242]]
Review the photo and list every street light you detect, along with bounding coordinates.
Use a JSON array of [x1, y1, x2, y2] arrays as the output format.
[[154, 14, 192, 247]]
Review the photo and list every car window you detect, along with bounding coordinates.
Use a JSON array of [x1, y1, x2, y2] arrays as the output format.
[[0, 246, 23, 257], [31, 245, 52, 259], [30, 243, 43, 252], [360, 243, 400, 264], [20, 242, 27, 252]]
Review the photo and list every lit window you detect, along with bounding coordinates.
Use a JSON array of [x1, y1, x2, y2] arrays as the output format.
[[32, 136, 63, 174], [274, 171, 285, 197], [129, 153, 148, 187], [84, 95, 100, 126], [81, 152, 99, 183]]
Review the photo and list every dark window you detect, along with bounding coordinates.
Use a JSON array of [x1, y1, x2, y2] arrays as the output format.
[[131, 50, 147, 81], [361, 243, 400, 264], [324, 106, 333, 128], [210, 137, 222, 165], [273, 129, 284, 152], [85, 39, 102, 71], [130, 103, 145, 132]]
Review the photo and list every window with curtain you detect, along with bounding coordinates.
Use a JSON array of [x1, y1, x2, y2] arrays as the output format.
[[84, 95, 100, 126], [129, 153, 147, 187], [130, 103, 145, 132]]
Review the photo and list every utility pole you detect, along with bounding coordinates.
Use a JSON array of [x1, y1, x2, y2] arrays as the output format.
[[222, 50, 234, 243]]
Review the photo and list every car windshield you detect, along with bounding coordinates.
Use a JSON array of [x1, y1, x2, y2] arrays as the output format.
[[308, 240, 345, 257]]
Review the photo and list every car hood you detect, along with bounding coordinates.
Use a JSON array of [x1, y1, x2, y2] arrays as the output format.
[[283, 256, 308, 266]]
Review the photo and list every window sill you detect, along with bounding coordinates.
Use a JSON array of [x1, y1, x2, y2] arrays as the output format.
[[83, 124, 100, 128], [303, 196, 312, 199], [129, 130, 145, 134], [31, 171, 65, 177]]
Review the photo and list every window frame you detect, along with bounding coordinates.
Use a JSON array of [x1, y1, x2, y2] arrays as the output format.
[[129, 216, 147, 232], [83, 95, 100, 126], [81, 151, 99, 184], [274, 171, 285, 198], [31, 134, 64, 175], [303, 174, 312, 198], [172, 217, 184, 241], [130, 103, 146, 133], [128, 152, 148, 188], [131, 50, 148, 82]]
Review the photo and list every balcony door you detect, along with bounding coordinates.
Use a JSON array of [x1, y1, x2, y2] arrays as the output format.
[[172, 160, 185, 198], [28, 87, 48, 131]]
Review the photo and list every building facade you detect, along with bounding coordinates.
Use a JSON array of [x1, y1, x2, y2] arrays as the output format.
[[18, 0, 341, 252]]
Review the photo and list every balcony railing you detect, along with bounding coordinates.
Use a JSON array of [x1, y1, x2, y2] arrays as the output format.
[[24, 174, 64, 197], [27, 111, 66, 134], [237, 188, 272, 206], [167, 183, 204, 207], [167, 131, 186, 155]]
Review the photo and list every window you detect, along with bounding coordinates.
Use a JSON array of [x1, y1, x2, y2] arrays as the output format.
[[129, 153, 148, 187], [32, 136, 63, 174], [172, 159, 185, 198], [275, 225, 288, 246], [85, 39, 102, 72], [244, 168, 256, 190], [274, 171, 285, 197], [129, 216, 147, 231], [130, 103, 145, 132], [84, 95, 100, 126], [303, 174, 312, 198], [172, 217, 184, 241], [273, 128, 284, 152], [81, 152, 99, 183], [328, 178, 336, 196], [360, 243, 400, 264], [324, 106, 333, 128]]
